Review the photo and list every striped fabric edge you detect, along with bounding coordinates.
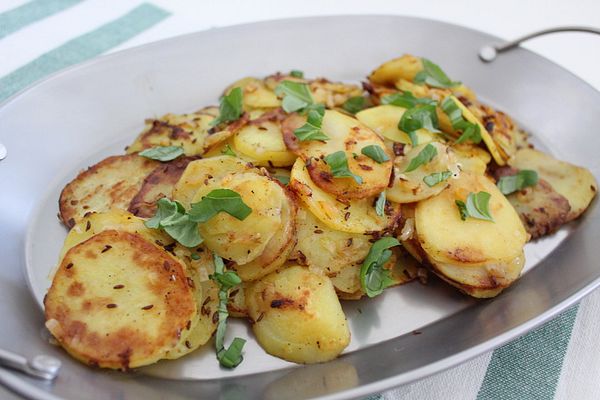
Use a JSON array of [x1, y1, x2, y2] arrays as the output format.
[[0, 2, 170, 101], [0, 0, 84, 40]]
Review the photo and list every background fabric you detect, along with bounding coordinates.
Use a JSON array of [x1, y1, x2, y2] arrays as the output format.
[[1, 1, 599, 399]]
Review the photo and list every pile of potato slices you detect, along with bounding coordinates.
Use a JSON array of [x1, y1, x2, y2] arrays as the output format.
[[46, 54, 597, 370]]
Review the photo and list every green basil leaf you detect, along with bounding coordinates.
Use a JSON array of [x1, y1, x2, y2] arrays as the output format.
[[382, 91, 436, 108], [139, 146, 184, 162], [290, 70, 304, 78], [360, 237, 400, 297], [497, 170, 539, 195], [294, 104, 329, 141], [273, 175, 290, 185], [221, 144, 237, 157], [404, 143, 438, 173], [163, 218, 203, 247], [191, 253, 201, 260], [361, 145, 390, 163], [455, 122, 482, 144], [324, 151, 363, 184], [145, 198, 203, 247], [398, 104, 440, 147], [440, 97, 482, 144], [211, 87, 244, 127], [414, 58, 460, 88], [213, 271, 242, 289], [423, 171, 453, 187], [217, 337, 246, 368], [342, 96, 368, 114], [145, 198, 180, 229], [375, 191, 386, 217], [275, 81, 314, 113], [189, 189, 252, 223], [456, 191, 494, 222]]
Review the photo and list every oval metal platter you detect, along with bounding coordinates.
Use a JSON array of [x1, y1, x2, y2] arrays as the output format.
[[0, 15, 598, 400]]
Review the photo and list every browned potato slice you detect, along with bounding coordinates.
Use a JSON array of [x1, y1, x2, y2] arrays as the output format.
[[191, 172, 284, 265], [283, 110, 392, 199], [202, 114, 250, 153], [227, 283, 249, 318], [509, 148, 597, 220], [245, 266, 350, 363], [127, 107, 218, 155], [387, 142, 459, 203], [451, 143, 491, 176], [369, 54, 424, 86], [225, 77, 280, 110], [45, 230, 197, 369], [59, 154, 159, 228], [172, 156, 253, 207], [289, 158, 401, 233], [128, 156, 198, 218]]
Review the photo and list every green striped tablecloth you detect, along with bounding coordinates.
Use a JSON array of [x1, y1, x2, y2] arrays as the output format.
[[1, 1, 598, 399]]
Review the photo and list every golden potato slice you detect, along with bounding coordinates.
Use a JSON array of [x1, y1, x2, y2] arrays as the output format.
[[233, 110, 296, 167], [225, 77, 280, 110], [172, 156, 253, 207], [45, 230, 197, 369], [369, 54, 424, 86], [227, 283, 249, 318], [234, 183, 297, 281], [289, 158, 400, 233], [59, 155, 159, 228], [355, 105, 437, 145], [128, 156, 199, 218], [192, 172, 284, 265], [509, 148, 597, 220], [415, 172, 527, 266], [202, 114, 250, 153], [387, 142, 459, 203], [127, 107, 218, 155], [451, 143, 491, 176], [283, 110, 392, 199], [245, 266, 350, 363], [290, 206, 371, 276]]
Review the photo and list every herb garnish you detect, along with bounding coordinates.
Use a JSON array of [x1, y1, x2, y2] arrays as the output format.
[[398, 104, 440, 146], [404, 143, 438, 173], [361, 144, 390, 163], [290, 70, 304, 78], [423, 171, 453, 187], [440, 97, 482, 144], [273, 175, 290, 185], [211, 254, 246, 368], [275, 81, 329, 141], [324, 151, 363, 184], [188, 189, 252, 223], [360, 237, 400, 297], [455, 191, 494, 222], [139, 146, 184, 162], [414, 58, 460, 88], [211, 87, 244, 127], [292, 104, 329, 141], [497, 170, 538, 195], [381, 91, 437, 109], [221, 144, 237, 157], [375, 191, 386, 216], [343, 96, 369, 114]]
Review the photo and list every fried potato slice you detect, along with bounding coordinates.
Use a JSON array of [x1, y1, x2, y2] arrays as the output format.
[[59, 155, 159, 228], [225, 77, 281, 110], [227, 283, 249, 318], [509, 148, 598, 220], [245, 266, 350, 363], [128, 156, 198, 218], [369, 54, 424, 86], [289, 158, 400, 233], [45, 230, 197, 369], [127, 107, 218, 155], [192, 172, 284, 265], [415, 172, 527, 266], [283, 110, 392, 199], [172, 156, 253, 207], [355, 105, 438, 145], [289, 206, 371, 276], [387, 142, 459, 203], [450, 143, 491, 176], [234, 183, 297, 281]]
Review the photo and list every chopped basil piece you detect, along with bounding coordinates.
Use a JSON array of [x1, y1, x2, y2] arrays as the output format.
[[343, 96, 369, 114], [324, 151, 363, 184], [290, 69, 304, 78], [145, 198, 203, 247], [273, 175, 290, 185], [456, 191, 494, 222], [212, 254, 245, 368], [398, 104, 440, 146], [440, 97, 482, 144], [274, 81, 313, 113], [375, 191, 386, 217], [381, 91, 436, 109], [360, 237, 400, 297], [404, 143, 438, 173], [221, 144, 237, 157], [294, 104, 329, 141], [211, 87, 244, 127], [361, 144, 390, 163], [414, 58, 460, 88], [423, 171, 453, 187], [497, 170, 539, 195], [189, 189, 252, 223], [191, 253, 201, 260], [139, 146, 184, 162]]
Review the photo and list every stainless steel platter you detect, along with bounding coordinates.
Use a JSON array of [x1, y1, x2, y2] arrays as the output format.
[[0, 15, 598, 400]]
